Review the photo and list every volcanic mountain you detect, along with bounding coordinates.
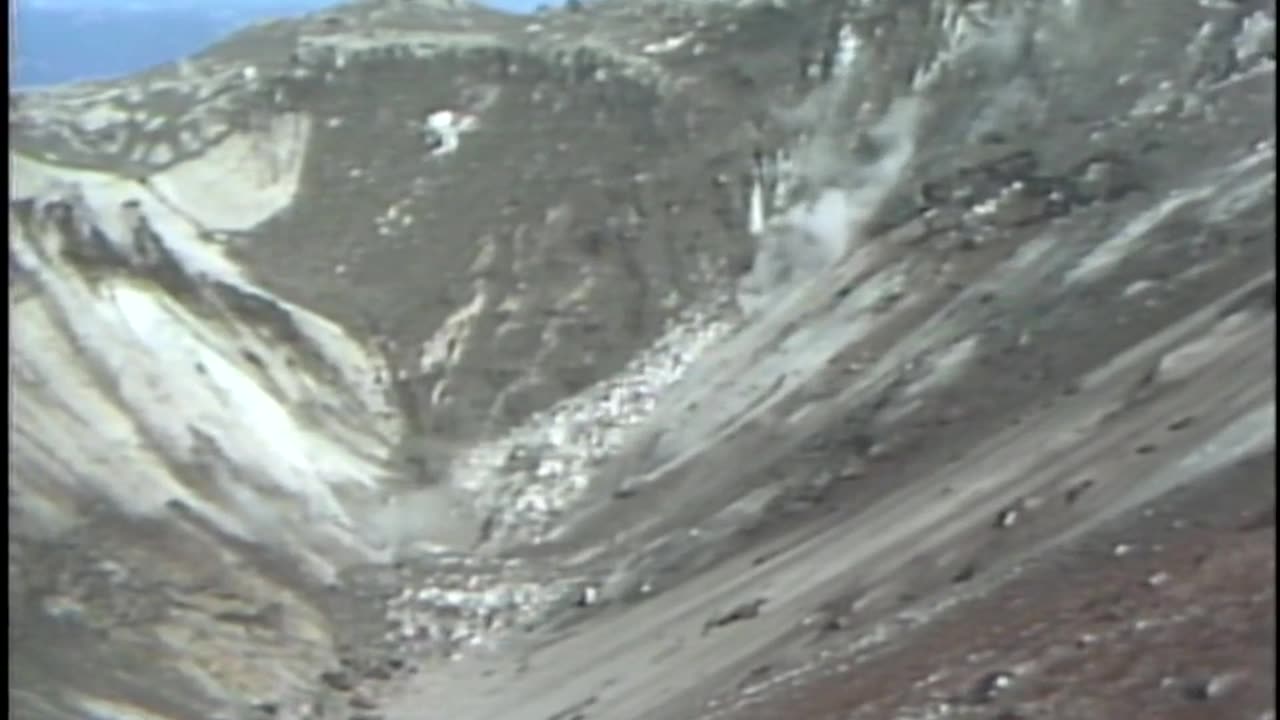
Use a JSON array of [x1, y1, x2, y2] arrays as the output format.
[[8, 1, 1276, 718]]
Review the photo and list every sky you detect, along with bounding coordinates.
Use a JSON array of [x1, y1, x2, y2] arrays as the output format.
[[20, 0, 555, 11], [489, 0, 550, 10], [13, 0, 563, 86]]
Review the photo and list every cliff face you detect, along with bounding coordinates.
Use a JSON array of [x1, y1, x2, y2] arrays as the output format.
[[8, 1, 1276, 719]]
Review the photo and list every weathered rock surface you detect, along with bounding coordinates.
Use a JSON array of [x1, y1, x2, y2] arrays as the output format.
[[8, 0, 1275, 719]]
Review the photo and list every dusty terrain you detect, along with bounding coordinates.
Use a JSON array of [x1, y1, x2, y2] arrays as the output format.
[[701, 455, 1276, 720], [7, 0, 1276, 719]]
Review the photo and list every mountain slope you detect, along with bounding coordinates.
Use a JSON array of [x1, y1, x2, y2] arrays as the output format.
[[8, 0, 1276, 718]]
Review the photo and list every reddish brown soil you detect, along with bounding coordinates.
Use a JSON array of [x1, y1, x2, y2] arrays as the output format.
[[716, 459, 1277, 720]]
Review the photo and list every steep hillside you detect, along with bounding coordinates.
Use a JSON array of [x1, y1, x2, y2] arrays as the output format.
[[8, 0, 1275, 718]]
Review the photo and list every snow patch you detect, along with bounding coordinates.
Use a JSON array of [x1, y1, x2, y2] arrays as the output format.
[[424, 110, 478, 156]]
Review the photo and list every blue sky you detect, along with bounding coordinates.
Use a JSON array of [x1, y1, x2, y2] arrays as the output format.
[[488, 0, 552, 10], [13, 0, 561, 86], [20, 0, 555, 11]]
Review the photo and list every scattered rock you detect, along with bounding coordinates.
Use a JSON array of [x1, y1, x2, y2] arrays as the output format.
[[1123, 279, 1161, 297], [969, 670, 1016, 703], [738, 664, 772, 689], [703, 598, 767, 635], [952, 563, 978, 583], [320, 669, 356, 692], [1182, 673, 1239, 702], [1238, 505, 1277, 531], [1065, 479, 1095, 505], [577, 585, 600, 607], [994, 506, 1020, 529], [823, 614, 851, 631]]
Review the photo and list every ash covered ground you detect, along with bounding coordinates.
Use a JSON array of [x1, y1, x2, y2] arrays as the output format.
[[7, 0, 1276, 719]]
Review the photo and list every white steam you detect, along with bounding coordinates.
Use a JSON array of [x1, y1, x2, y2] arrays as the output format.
[[739, 96, 922, 314]]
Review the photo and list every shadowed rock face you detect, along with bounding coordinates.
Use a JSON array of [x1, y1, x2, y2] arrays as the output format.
[[8, 0, 1276, 719]]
